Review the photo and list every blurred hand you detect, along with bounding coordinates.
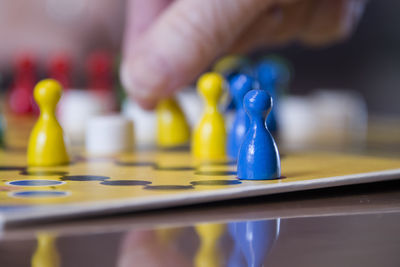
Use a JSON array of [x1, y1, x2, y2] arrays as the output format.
[[121, 0, 366, 109]]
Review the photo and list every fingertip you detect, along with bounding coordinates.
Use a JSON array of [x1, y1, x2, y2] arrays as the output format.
[[122, 80, 158, 111], [135, 97, 158, 110], [120, 49, 171, 108]]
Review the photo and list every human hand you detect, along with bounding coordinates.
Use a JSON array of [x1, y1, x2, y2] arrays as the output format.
[[121, 0, 366, 109]]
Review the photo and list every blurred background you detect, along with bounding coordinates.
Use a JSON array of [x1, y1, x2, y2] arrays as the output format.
[[279, 0, 400, 116], [0, 0, 398, 115]]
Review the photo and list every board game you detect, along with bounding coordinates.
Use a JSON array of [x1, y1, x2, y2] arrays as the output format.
[[1, 122, 400, 226], [1, 69, 400, 226]]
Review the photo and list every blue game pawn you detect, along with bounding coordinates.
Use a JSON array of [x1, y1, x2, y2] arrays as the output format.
[[227, 74, 255, 159], [237, 90, 280, 180], [255, 61, 279, 134], [255, 61, 279, 89], [233, 219, 280, 267]]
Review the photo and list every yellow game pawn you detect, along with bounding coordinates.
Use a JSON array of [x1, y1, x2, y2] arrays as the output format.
[[31, 233, 60, 267], [27, 79, 69, 166], [194, 223, 225, 267], [156, 97, 190, 148], [192, 73, 226, 160]]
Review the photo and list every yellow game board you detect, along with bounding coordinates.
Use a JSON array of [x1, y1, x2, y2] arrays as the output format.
[[1, 146, 400, 225]]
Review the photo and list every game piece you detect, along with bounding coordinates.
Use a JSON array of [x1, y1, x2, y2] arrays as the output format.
[[254, 60, 279, 134], [192, 72, 226, 160], [156, 97, 190, 148], [279, 90, 368, 150], [311, 89, 368, 147], [9, 54, 36, 114], [31, 233, 60, 267], [27, 79, 69, 166], [86, 115, 134, 155], [49, 54, 71, 89], [9, 83, 33, 115], [122, 99, 156, 148], [176, 87, 203, 129], [232, 219, 280, 267], [195, 223, 225, 267], [213, 55, 252, 128], [263, 55, 292, 91], [278, 96, 314, 149], [227, 73, 255, 159], [58, 90, 106, 145], [86, 50, 113, 92], [237, 90, 280, 180], [213, 55, 251, 80], [86, 50, 117, 111]]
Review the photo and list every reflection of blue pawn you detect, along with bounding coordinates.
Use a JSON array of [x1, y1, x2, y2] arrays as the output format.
[[255, 62, 279, 134], [227, 74, 255, 159], [233, 219, 280, 267], [228, 223, 246, 267], [237, 90, 280, 180]]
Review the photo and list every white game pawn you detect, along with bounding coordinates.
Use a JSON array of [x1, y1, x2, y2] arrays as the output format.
[[121, 99, 156, 148], [86, 115, 134, 155], [58, 89, 108, 145], [176, 87, 203, 129]]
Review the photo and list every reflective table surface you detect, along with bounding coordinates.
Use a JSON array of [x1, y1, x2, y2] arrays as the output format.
[[1, 179, 400, 267]]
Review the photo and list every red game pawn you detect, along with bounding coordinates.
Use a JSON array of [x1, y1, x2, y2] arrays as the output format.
[[86, 50, 116, 110], [9, 54, 37, 114], [49, 54, 71, 89], [86, 50, 113, 92]]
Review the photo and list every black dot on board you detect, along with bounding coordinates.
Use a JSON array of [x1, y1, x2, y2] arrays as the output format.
[[115, 161, 155, 167], [0, 166, 26, 171], [143, 185, 194, 190], [61, 175, 110, 181], [100, 180, 151, 186], [194, 170, 237, 176], [66, 156, 87, 164], [20, 170, 69, 176], [200, 160, 237, 167], [190, 180, 242, 186], [154, 166, 195, 171]]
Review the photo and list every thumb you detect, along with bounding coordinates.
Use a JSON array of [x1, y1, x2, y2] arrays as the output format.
[[121, 0, 271, 109]]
